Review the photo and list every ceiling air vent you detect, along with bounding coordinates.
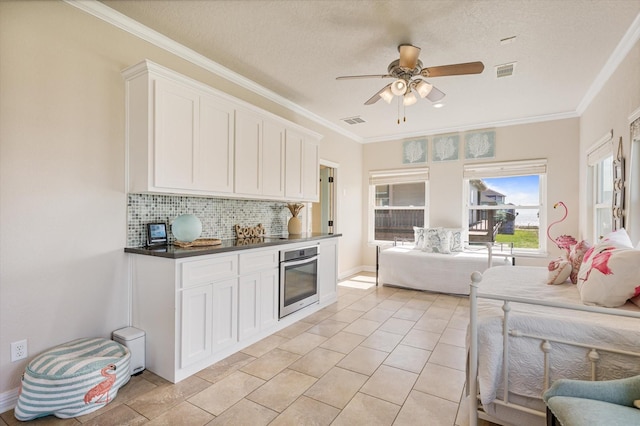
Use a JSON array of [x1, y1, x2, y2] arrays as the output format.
[[341, 116, 366, 125], [495, 62, 516, 78]]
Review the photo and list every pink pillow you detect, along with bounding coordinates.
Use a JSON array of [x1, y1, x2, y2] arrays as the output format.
[[569, 240, 591, 284], [577, 232, 640, 307], [547, 257, 572, 285]]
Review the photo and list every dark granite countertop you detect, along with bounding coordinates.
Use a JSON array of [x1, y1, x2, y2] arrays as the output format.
[[124, 233, 341, 259]]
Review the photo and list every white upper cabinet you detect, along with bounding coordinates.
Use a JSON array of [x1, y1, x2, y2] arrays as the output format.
[[285, 129, 304, 200], [197, 94, 235, 193], [235, 108, 286, 199], [235, 108, 263, 196], [302, 138, 320, 201], [285, 129, 319, 202], [262, 120, 286, 198], [123, 60, 320, 201]]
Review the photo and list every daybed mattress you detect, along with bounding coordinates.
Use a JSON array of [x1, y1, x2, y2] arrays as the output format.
[[379, 246, 510, 295], [475, 266, 640, 409]]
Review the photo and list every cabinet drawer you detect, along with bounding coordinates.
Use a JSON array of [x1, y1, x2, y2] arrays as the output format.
[[239, 249, 279, 274], [181, 255, 238, 288]]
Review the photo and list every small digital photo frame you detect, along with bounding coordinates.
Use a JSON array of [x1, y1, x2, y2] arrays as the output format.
[[146, 223, 167, 247]]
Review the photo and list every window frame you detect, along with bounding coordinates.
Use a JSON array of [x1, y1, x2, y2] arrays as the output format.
[[368, 168, 429, 244], [462, 159, 548, 255], [587, 131, 614, 242]]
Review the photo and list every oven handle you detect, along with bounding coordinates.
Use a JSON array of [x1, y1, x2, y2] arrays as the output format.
[[280, 255, 319, 268]]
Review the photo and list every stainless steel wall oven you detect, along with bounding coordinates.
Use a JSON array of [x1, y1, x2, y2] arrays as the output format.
[[279, 245, 319, 318]]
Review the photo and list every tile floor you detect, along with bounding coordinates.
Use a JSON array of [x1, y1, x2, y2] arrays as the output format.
[[0, 273, 496, 426]]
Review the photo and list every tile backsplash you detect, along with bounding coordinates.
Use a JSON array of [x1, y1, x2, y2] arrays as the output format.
[[127, 193, 291, 247]]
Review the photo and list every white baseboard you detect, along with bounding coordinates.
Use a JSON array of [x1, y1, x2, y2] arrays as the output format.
[[0, 388, 19, 415], [338, 265, 375, 280]]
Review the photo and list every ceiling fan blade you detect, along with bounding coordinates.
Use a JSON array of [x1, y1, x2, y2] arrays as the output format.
[[399, 44, 421, 70], [336, 74, 392, 80], [364, 84, 392, 105], [421, 61, 485, 77], [426, 85, 445, 102]]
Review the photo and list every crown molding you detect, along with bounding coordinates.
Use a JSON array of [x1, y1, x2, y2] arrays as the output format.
[[64, 1, 638, 146], [360, 110, 580, 144], [63, 0, 364, 143], [576, 12, 640, 114]]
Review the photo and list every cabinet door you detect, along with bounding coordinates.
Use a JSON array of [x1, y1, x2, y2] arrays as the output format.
[[262, 121, 285, 198], [180, 285, 213, 368], [318, 239, 338, 303], [302, 139, 319, 202], [212, 278, 238, 352], [235, 109, 262, 195], [260, 269, 279, 330], [285, 130, 304, 199], [154, 79, 198, 190], [197, 94, 235, 193], [238, 273, 260, 341]]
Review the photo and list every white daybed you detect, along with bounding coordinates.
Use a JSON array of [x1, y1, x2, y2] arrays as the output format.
[[467, 266, 640, 426], [377, 243, 512, 295]]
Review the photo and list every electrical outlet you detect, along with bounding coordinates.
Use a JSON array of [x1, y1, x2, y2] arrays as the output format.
[[11, 339, 28, 362]]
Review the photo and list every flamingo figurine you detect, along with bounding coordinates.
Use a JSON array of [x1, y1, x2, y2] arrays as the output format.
[[84, 364, 117, 405], [547, 201, 577, 257]]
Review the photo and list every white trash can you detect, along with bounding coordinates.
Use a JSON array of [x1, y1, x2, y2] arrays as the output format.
[[112, 327, 145, 376]]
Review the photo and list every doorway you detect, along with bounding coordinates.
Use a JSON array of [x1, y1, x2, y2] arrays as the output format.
[[312, 162, 337, 234]]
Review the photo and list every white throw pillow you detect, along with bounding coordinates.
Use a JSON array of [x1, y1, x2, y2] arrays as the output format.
[[413, 226, 426, 250], [577, 247, 640, 307], [422, 228, 452, 254], [444, 228, 464, 252], [577, 229, 640, 307], [547, 257, 572, 285]]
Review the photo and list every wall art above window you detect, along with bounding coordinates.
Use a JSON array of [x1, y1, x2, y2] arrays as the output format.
[[465, 131, 495, 160], [432, 134, 460, 162], [402, 139, 427, 164]]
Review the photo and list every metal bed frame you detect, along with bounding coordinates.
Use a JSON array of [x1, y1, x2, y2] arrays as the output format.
[[468, 271, 640, 426]]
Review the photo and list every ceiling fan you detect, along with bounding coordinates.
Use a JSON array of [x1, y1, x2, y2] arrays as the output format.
[[336, 44, 484, 107]]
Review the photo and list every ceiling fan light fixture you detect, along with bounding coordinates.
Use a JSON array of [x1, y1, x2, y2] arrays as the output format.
[[403, 91, 417, 106], [379, 87, 394, 104], [391, 79, 408, 96], [415, 80, 433, 98]]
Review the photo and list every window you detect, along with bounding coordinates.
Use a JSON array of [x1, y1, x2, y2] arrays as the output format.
[[369, 168, 428, 242], [464, 160, 547, 253], [587, 132, 614, 240]]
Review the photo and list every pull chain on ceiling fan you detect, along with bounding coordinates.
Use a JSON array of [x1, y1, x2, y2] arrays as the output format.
[[336, 44, 485, 120]]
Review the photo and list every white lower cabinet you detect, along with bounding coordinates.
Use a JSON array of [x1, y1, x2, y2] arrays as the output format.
[[318, 238, 338, 303], [180, 284, 213, 368], [130, 238, 338, 383], [238, 270, 278, 340], [211, 278, 238, 352]]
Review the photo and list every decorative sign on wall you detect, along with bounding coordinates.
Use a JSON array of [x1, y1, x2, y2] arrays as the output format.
[[464, 131, 496, 160], [432, 135, 460, 162], [613, 137, 625, 230], [402, 139, 427, 164]]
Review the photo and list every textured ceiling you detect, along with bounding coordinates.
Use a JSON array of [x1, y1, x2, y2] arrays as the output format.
[[101, 0, 640, 143]]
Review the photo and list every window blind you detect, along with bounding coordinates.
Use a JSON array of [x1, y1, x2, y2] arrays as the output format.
[[587, 130, 614, 166], [463, 159, 547, 179], [369, 168, 429, 185]]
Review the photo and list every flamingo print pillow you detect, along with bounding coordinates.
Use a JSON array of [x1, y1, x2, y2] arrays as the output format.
[[577, 229, 640, 307]]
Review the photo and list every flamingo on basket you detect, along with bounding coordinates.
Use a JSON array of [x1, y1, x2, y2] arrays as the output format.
[[547, 201, 577, 258], [84, 364, 117, 405]]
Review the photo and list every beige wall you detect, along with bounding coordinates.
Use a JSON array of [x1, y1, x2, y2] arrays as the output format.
[[0, 1, 362, 395], [578, 39, 640, 243], [361, 118, 581, 268]]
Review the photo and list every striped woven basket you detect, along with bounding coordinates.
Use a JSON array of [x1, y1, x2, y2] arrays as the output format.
[[14, 337, 131, 421]]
